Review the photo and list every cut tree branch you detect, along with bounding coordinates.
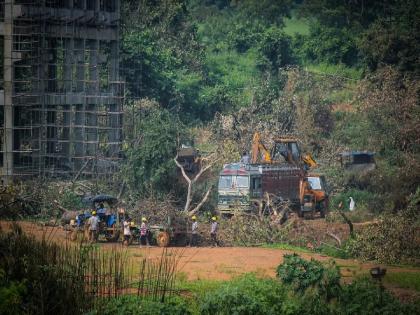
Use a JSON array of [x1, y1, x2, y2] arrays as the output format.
[[326, 232, 342, 246], [189, 185, 213, 215], [174, 153, 219, 213]]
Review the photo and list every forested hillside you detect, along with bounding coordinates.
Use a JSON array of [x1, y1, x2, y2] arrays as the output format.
[[119, 0, 419, 213], [1, 2, 419, 313]]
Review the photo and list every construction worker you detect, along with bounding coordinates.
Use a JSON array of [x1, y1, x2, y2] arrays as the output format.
[[210, 216, 219, 247], [139, 217, 150, 247], [122, 217, 131, 246], [190, 215, 199, 247], [87, 211, 99, 243]]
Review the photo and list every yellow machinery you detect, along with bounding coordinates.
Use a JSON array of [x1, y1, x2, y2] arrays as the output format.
[[251, 132, 316, 168], [250, 132, 328, 218]]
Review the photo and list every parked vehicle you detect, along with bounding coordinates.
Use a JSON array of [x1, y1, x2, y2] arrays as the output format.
[[339, 151, 376, 173], [123, 216, 189, 247], [70, 195, 121, 242], [217, 133, 329, 218]]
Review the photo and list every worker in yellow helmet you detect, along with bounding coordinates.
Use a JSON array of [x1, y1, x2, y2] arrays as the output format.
[[189, 215, 199, 247], [210, 216, 219, 247], [139, 217, 150, 248], [87, 211, 99, 243]]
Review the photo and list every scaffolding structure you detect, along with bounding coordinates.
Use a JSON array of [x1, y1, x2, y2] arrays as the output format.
[[0, 0, 123, 183]]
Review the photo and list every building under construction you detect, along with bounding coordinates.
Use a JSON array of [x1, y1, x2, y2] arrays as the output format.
[[0, 0, 123, 183]]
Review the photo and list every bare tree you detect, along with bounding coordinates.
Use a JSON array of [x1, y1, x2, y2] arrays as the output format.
[[174, 153, 219, 215]]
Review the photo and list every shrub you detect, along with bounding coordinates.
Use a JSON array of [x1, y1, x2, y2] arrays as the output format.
[[346, 190, 420, 263], [276, 254, 341, 301], [90, 296, 190, 315], [337, 277, 420, 315], [59, 189, 84, 211], [346, 211, 420, 264], [200, 274, 288, 315], [0, 269, 26, 315]]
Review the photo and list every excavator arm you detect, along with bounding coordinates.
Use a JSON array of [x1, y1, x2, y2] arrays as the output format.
[[251, 132, 272, 164], [302, 153, 317, 168]]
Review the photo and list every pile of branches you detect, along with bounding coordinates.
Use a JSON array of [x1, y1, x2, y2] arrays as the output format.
[[129, 195, 186, 226], [219, 213, 292, 246], [0, 184, 41, 219]]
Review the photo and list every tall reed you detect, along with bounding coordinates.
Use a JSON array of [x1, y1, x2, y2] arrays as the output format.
[[0, 224, 129, 314], [0, 223, 183, 314], [136, 248, 184, 302]]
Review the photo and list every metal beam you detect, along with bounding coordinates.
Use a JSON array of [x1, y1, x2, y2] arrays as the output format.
[[2, 1, 13, 182]]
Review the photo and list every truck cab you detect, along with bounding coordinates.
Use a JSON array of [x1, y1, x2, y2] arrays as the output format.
[[217, 163, 262, 214], [300, 174, 329, 218]]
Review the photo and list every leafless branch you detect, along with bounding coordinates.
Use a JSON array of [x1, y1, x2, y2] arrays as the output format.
[[326, 232, 342, 246], [174, 153, 219, 213], [189, 185, 213, 215]]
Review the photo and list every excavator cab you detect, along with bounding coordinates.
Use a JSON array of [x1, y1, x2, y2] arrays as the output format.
[[270, 138, 301, 164], [251, 133, 316, 169]]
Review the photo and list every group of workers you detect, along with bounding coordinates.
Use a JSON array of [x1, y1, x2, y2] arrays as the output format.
[[122, 216, 149, 247], [121, 215, 219, 247], [85, 202, 220, 247], [190, 215, 219, 247]]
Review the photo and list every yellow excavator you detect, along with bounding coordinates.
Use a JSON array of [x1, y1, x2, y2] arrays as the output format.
[[251, 132, 316, 168], [250, 132, 328, 218]]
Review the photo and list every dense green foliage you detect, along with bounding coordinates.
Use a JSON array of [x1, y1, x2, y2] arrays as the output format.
[[276, 253, 341, 301], [89, 296, 190, 315], [200, 274, 288, 315], [119, 1, 419, 229], [296, 0, 420, 74], [199, 256, 420, 315], [346, 189, 420, 263], [123, 106, 184, 197]]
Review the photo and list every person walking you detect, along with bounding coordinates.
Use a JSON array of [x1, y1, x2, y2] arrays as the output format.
[[210, 216, 219, 247], [122, 217, 131, 246], [139, 217, 150, 247], [87, 211, 99, 243], [349, 197, 355, 211], [190, 215, 199, 247]]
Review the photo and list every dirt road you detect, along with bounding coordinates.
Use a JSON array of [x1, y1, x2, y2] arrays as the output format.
[[2, 221, 419, 301]]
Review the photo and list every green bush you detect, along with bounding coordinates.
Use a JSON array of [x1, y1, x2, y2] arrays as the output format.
[[317, 244, 349, 259], [345, 211, 420, 264], [59, 190, 84, 211], [199, 260, 420, 315], [0, 269, 26, 315], [90, 296, 190, 315], [200, 274, 289, 315], [276, 254, 341, 301], [337, 277, 420, 315]]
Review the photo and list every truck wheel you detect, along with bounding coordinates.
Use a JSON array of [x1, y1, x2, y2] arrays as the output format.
[[157, 231, 170, 247]]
